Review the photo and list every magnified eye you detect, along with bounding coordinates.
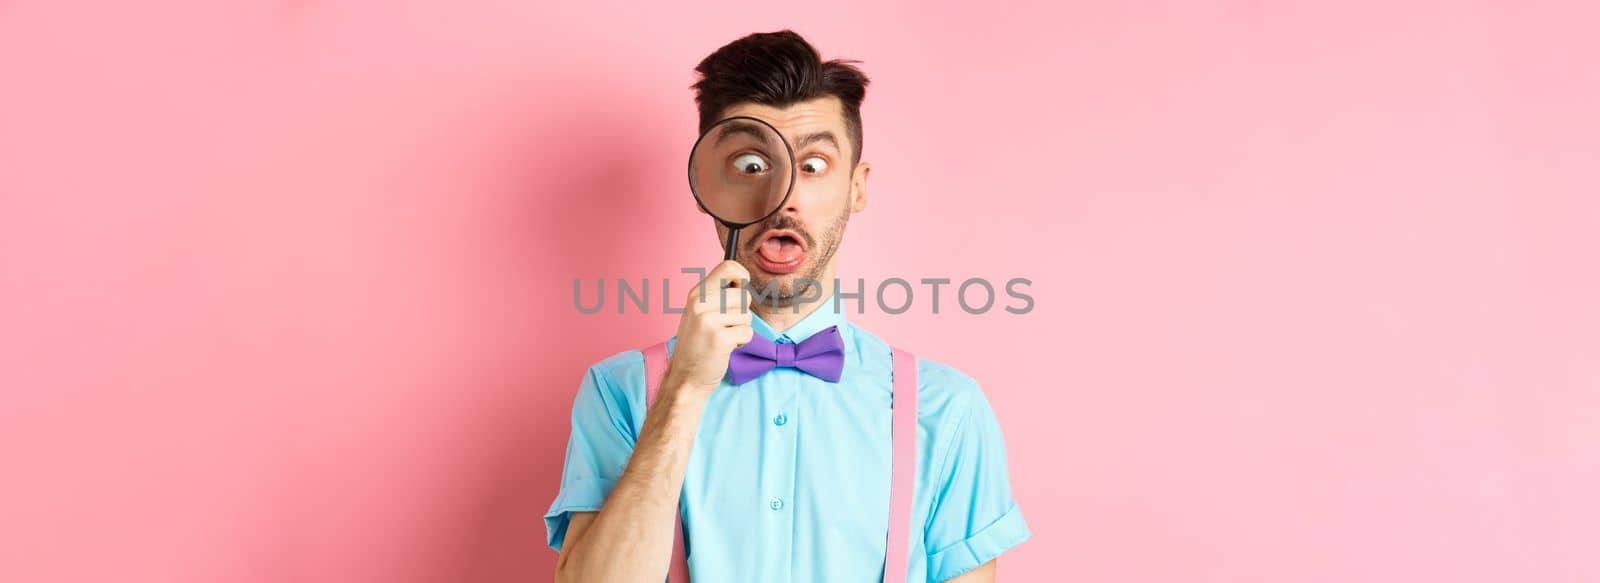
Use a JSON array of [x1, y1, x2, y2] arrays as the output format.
[[800, 156, 829, 175], [732, 153, 771, 175]]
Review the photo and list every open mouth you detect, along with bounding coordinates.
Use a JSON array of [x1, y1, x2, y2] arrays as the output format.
[[752, 229, 808, 275]]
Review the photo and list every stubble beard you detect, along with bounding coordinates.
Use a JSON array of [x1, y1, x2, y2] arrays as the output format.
[[743, 204, 850, 315]]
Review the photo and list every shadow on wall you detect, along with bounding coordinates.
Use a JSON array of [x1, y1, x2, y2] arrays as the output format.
[[412, 81, 684, 582]]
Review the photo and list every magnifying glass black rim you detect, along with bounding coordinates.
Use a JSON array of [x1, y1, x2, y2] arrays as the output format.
[[686, 115, 797, 229]]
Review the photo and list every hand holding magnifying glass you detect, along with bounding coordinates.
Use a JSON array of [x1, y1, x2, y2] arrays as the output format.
[[667, 116, 790, 390]]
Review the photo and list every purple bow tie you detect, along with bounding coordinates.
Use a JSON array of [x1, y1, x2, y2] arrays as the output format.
[[727, 325, 846, 385]]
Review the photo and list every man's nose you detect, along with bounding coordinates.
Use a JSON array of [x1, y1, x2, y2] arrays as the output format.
[[768, 202, 802, 226], [778, 187, 806, 215]]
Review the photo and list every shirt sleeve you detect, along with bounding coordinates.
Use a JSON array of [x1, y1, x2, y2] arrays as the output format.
[[542, 356, 641, 553], [923, 385, 1031, 581]]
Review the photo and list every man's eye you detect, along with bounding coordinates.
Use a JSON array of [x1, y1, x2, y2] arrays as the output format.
[[732, 154, 770, 175], [800, 156, 828, 175]]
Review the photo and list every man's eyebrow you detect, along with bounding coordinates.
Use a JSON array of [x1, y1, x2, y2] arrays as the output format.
[[711, 124, 840, 153], [711, 121, 770, 146], [793, 131, 839, 151]]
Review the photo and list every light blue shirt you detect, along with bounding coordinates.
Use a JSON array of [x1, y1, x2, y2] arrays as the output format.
[[544, 305, 1030, 582]]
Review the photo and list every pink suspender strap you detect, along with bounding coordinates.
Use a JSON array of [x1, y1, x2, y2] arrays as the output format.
[[886, 347, 918, 583], [642, 341, 691, 583], [643, 342, 918, 583]]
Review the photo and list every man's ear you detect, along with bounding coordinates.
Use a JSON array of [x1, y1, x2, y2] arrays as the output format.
[[850, 161, 870, 213]]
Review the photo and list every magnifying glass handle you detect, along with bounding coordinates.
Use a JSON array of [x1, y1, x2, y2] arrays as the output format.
[[723, 226, 741, 261]]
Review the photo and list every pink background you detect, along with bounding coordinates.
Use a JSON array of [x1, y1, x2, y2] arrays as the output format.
[[3, 2, 1597, 582]]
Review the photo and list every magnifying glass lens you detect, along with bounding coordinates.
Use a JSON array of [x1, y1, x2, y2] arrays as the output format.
[[689, 118, 794, 225]]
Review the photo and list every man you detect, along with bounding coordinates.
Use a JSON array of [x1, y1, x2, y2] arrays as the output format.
[[545, 30, 1029, 582]]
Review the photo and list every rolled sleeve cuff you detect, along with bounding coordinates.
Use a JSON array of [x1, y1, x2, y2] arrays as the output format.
[[542, 476, 617, 553], [927, 503, 1032, 582]]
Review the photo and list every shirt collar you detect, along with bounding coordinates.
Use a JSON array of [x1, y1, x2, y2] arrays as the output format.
[[751, 302, 848, 345]]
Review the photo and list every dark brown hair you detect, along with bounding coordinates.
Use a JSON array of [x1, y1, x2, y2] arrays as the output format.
[[691, 30, 871, 166]]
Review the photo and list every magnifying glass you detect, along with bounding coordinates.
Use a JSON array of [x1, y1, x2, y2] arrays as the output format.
[[688, 116, 796, 262]]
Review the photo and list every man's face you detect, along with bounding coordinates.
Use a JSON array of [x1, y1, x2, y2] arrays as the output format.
[[707, 96, 869, 308]]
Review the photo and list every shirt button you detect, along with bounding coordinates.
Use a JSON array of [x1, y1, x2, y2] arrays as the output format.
[[773, 414, 788, 427], [769, 497, 784, 511]]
